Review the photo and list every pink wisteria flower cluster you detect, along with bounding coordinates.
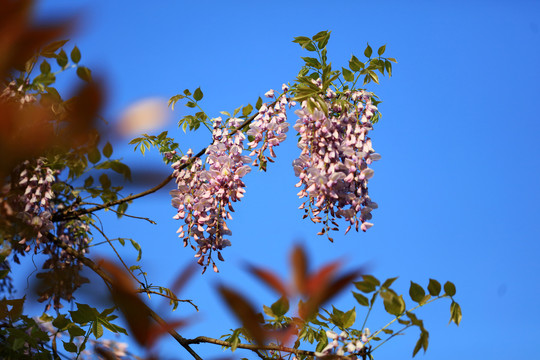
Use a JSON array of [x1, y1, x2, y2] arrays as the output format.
[[171, 89, 292, 271], [247, 85, 293, 170], [11, 158, 56, 249], [171, 117, 251, 273], [2, 158, 91, 309], [292, 89, 381, 239]]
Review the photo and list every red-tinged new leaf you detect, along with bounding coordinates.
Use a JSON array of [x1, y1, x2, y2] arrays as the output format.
[[305, 261, 341, 297], [291, 245, 308, 295], [246, 265, 289, 297], [218, 285, 265, 345], [318, 268, 365, 306]]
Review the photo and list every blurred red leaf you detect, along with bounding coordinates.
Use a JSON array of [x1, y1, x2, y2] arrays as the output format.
[[245, 265, 289, 297], [291, 245, 308, 295], [218, 285, 265, 345], [99, 259, 188, 348]]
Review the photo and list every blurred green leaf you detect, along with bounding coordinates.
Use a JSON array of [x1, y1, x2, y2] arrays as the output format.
[[88, 148, 101, 164], [409, 281, 425, 303], [342, 68, 354, 82], [450, 301, 462, 325], [270, 296, 289, 317], [364, 43, 373, 58], [427, 279, 441, 296], [40, 60, 51, 74], [193, 87, 203, 101], [56, 49, 68, 67], [444, 281, 456, 297], [76, 66, 92, 82], [99, 174, 111, 189], [71, 46, 81, 63], [103, 142, 113, 158], [377, 44, 386, 56], [352, 291, 370, 306], [63, 341, 77, 353]]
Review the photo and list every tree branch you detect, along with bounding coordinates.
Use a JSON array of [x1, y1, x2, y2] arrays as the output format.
[[185, 336, 317, 357]]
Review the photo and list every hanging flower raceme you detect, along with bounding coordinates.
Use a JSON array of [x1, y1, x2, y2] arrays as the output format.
[[292, 89, 381, 240], [11, 158, 56, 249], [171, 87, 292, 272], [171, 117, 252, 273], [247, 84, 293, 170]]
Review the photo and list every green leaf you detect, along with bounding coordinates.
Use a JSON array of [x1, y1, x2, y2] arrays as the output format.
[[70, 303, 99, 325], [99, 174, 111, 189], [63, 341, 78, 353], [130, 239, 142, 261], [364, 43, 372, 58], [92, 320, 104, 339], [186, 101, 197, 108], [292, 36, 311, 45], [193, 87, 203, 101], [427, 279, 441, 296], [381, 277, 398, 289], [342, 68, 354, 82], [70, 46, 81, 63], [444, 281, 456, 297], [354, 275, 379, 293], [68, 325, 86, 338], [352, 291, 370, 306], [385, 60, 392, 77], [381, 290, 405, 316], [41, 40, 69, 56], [76, 66, 92, 82], [40, 60, 51, 74], [377, 44, 386, 56], [342, 307, 356, 329], [409, 282, 426, 303], [242, 104, 253, 117], [450, 301, 462, 325], [52, 314, 70, 330], [12, 337, 25, 351], [56, 49, 68, 67], [387, 57, 398, 63], [183, 89, 192, 96], [349, 55, 364, 72], [302, 56, 322, 69], [305, 42, 317, 51], [369, 70, 380, 84], [86, 148, 101, 164], [255, 96, 263, 110], [270, 296, 289, 317], [263, 304, 275, 318], [103, 142, 113, 158]]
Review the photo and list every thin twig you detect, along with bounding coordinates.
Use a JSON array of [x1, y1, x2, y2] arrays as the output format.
[[136, 289, 199, 312], [90, 223, 143, 286]]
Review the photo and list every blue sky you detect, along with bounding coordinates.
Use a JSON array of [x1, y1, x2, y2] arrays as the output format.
[[26, 0, 540, 359]]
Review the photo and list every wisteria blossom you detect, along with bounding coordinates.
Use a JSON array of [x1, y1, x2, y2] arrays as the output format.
[[314, 329, 371, 358], [247, 86, 293, 170], [171, 117, 252, 272], [171, 87, 293, 270], [292, 89, 381, 239]]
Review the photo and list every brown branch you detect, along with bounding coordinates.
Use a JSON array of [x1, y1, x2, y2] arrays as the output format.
[[52, 106, 267, 223], [185, 336, 317, 357]]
